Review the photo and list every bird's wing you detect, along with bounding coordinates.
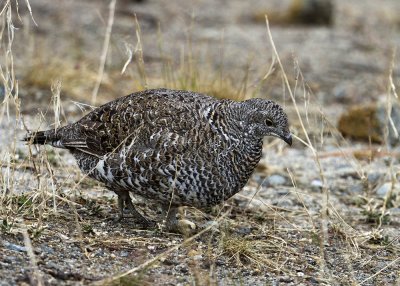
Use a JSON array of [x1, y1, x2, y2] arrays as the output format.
[[61, 90, 220, 158]]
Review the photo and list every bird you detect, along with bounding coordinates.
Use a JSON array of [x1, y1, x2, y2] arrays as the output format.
[[24, 88, 292, 233]]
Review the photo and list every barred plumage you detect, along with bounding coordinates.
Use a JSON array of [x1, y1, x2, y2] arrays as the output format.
[[24, 88, 292, 232]]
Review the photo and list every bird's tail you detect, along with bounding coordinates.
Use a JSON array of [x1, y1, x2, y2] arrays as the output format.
[[23, 129, 65, 148]]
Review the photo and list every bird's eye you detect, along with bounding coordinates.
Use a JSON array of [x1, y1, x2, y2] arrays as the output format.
[[265, 118, 274, 127]]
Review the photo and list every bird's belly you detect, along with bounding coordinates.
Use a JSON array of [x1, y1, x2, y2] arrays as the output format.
[[73, 152, 251, 209], [92, 160, 240, 208], [112, 171, 231, 208]]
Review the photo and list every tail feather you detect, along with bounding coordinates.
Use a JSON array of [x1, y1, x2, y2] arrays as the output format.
[[23, 130, 63, 147]]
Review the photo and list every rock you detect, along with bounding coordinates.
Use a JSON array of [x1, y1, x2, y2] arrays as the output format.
[[367, 172, 383, 184], [3, 241, 26, 252], [93, 249, 106, 257], [349, 183, 364, 193], [287, 0, 334, 26], [279, 276, 294, 283], [41, 245, 55, 255], [266, 174, 287, 187], [338, 99, 400, 146], [253, 0, 334, 26], [119, 251, 129, 257], [237, 226, 252, 235], [311, 179, 323, 191], [390, 208, 400, 215], [0, 86, 4, 101], [376, 182, 398, 198], [188, 250, 202, 261]]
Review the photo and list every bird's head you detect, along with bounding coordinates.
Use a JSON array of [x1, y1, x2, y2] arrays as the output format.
[[239, 98, 292, 145]]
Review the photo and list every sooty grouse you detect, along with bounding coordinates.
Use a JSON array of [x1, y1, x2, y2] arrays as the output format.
[[24, 88, 292, 232]]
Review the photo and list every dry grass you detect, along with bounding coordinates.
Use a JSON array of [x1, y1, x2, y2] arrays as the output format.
[[0, 1, 399, 285]]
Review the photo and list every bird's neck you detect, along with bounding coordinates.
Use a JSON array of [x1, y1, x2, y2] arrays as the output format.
[[205, 100, 243, 141], [220, 137, 263, 200]]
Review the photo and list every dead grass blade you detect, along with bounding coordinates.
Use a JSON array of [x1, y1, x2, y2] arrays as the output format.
[[91, 0, 116, 105]]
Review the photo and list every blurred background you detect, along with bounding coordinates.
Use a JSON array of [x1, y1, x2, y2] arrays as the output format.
[[0, 0, 397, 101], [1, 0, 399, 145]]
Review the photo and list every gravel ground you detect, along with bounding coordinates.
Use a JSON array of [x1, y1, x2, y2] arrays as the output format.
[[1, 0, 400, 285]]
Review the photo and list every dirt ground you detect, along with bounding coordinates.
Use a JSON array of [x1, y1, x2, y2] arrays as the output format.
[[0, 0, 399, 285]]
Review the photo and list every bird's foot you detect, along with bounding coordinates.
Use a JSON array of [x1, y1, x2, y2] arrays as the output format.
[[174, 219, 196, 235], [163, 207, 196, 235]]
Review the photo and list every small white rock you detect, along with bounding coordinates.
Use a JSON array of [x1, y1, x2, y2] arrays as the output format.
[[267, 174, 286, 187]]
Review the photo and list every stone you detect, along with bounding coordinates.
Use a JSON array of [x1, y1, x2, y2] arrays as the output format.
[[338, 98, 400, 146], [3, 241, 26, 252], [266, 174, 287, 187], [376, 182, 397, 198]]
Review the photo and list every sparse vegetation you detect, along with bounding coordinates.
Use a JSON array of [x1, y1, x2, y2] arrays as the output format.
[[0, 0, 399, 285]]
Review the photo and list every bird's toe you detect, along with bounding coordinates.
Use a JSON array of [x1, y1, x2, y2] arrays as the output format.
[[166, 219, 196, 235]]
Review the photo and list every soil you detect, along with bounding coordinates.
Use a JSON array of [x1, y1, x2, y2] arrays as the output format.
[[0, 0, 399, 285]]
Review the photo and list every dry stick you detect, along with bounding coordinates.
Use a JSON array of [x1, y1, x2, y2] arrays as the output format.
[[379, 48, 398, 229], [22, 227, 44, 286], [0, 4, 16, 124], [359, 256, 400, 285], [287, 168, 316, 229], [264, 16, 334, 283], [92, 211, 230, 285], [133, 14, 148, 88], [24, 0, 38, 26], [121, 42, 133, 75], [91, 0, 116, 105], [0, 0, 10, 16]]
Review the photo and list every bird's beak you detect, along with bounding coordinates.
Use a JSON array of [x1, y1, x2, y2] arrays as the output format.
[[283, 133, 292, 146], [270, 131, 292, 146]]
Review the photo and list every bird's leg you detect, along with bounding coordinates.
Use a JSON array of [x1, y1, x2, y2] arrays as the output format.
[[163, 207, 196, 235], [113, 190, 155, 228], [115, 193, 125, 221], [164, 207, 179, 232], [123, 194, 155, 227]]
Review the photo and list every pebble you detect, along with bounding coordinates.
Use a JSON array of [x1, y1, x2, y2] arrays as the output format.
[[120, 251, 129, 257], [376, 182, 392, 198], [46, 261, 59, 269], [41, 245, 55, 255], [0, 86, 4, 101], [192, 255, 202, 261], [3, 241, 26, 252], [367, 172, 383, 184], [237, 226, 252, 235], [390, 208, 400, 215], [349, 183, 364, 193], [279, 276, 293, 283], [333, 84, 348, 101], [175, 264, 189, 274], [311, 179, 323, 191], [266, 174, 286, 187]]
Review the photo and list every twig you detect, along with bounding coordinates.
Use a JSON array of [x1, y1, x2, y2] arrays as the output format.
[[92, 211, 229, 285], [24, 0, 38, 26], [91, 0, 116, 105], [22, 227, 44, 286], [359, 256, 400, 285], [265, 15, 334, 284]]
